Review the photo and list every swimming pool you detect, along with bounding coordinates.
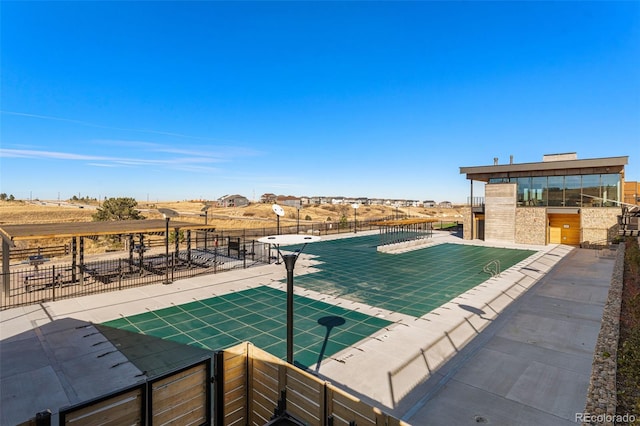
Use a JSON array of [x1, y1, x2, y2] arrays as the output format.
[[283, 235, 536, 317], [103, 236, 536, 366]]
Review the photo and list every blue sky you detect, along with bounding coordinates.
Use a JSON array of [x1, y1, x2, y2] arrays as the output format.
[[1, 1, 638, 203]]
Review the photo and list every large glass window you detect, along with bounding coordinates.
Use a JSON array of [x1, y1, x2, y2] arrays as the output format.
[[531, 177, 546, 206], [565, 175, 582, 207], [489, 177, 510, 184], [602, 174, 620, 206], [547, 176, 564, 206], [582, 175, 600, 206], [516, 177, 532, 206], [491, 172, 621, 208]]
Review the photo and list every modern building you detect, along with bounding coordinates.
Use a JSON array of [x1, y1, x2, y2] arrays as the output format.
[[460, 153, 629, 246]]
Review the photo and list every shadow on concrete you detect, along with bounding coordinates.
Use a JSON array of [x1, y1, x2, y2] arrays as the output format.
[[315, 316, 346, 372], [0, 317, 210, 426], [458, 304, 490, 319]]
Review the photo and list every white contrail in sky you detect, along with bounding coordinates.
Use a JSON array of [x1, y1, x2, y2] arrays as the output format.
[[0, 148, 222, 170], [0, 110, 239, 142]]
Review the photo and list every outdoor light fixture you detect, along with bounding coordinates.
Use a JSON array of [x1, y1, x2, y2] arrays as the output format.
[[200, 205, 211, 249], [351, 203, 359, 233], [158, 208, 179, 284], [272, 204, 285, 235], [200, 205, 210, 225], [257, 234, 321, 364]]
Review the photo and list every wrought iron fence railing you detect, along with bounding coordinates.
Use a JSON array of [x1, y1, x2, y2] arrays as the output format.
[[1, 239, 270, 311], [1, 218, 397, 311]]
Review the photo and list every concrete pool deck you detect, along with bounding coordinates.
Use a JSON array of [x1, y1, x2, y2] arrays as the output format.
[[0, 231, 617, 425]]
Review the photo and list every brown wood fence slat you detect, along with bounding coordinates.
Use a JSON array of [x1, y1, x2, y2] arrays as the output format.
[[152, 365, 207, 426], [62, 388, 143, 426], [221, 342, 409, 426]]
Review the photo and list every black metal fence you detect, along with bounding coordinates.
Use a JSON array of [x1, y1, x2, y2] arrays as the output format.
[[1, 237, 270, 311], [1, 218, 387, 311]]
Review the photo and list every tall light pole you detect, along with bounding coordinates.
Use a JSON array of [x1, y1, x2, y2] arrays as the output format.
[[296, 205, 301, 234], [158, 208, 179, 284], [200, 205, 210, 249], [351, 203, 359, 233], [258, 235, 320, 364], [273, 204, 284, 235]]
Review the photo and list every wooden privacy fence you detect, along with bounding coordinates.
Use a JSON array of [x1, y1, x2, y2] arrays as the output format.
[[18, 342, 406, 426], [57, 359, 210, 426], [218, 342, 409, 426]]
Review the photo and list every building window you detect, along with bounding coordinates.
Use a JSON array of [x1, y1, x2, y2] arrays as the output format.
[[548, 176, 564, 206], [489, 177, 510, 184], [565, 175, 582, 207], [531, 176, 546, 206], [582, 174, 601, 206], [516, 177, 532, 206], [602, 174, 620, 206], [486, 172, 622, 208], [509, 173, 621, 208]]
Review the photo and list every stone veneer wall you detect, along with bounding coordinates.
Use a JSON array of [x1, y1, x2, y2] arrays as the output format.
[[582, 208, 621, 245], [515, 207, 547, 245], [583, 243, 624, 426], [461, 206, 472, 240]]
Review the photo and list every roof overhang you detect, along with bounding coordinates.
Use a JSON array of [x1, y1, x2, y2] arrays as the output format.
[[460, 156, 628, 182], [0, 220, 217, 243]]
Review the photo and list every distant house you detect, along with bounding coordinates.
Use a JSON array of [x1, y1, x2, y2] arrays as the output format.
[[218, 194, 250, 207], [439, 201, 453, 208], [423, 200, 436, 208], [276, 195, 301, 208], [309, 196, 330, 205], [260, 193, 277, 204]]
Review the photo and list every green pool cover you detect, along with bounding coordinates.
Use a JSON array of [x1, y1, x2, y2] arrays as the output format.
[[103, 236, 535, 368], [103, 285, 391, 369], [285, 235, 536, 317]]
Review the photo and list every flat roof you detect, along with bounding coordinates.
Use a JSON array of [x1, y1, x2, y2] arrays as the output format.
[[460, 156, 628, 182], [0, 219, 217, 243], [370, 218, 439, 226]]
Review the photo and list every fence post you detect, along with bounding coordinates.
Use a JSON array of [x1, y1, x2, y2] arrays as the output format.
[[35, 409, 52, 426], [118, 258, 122, 291], [51, 265, 56, 301]]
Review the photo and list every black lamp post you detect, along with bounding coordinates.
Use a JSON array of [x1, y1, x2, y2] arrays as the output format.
[[273, 204, 284, 235], [258, 234, 320, 364], [200, 205, 210, 249], [158, 208, 179, 284], [351, 203, 359, 233]]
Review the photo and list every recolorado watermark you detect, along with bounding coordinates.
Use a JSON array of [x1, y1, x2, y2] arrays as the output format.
[[575, 412, 636, 424]]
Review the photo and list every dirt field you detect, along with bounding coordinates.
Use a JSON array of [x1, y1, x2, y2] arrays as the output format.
[[0, 200, 464, 252], [0, 200, 463, 227]]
